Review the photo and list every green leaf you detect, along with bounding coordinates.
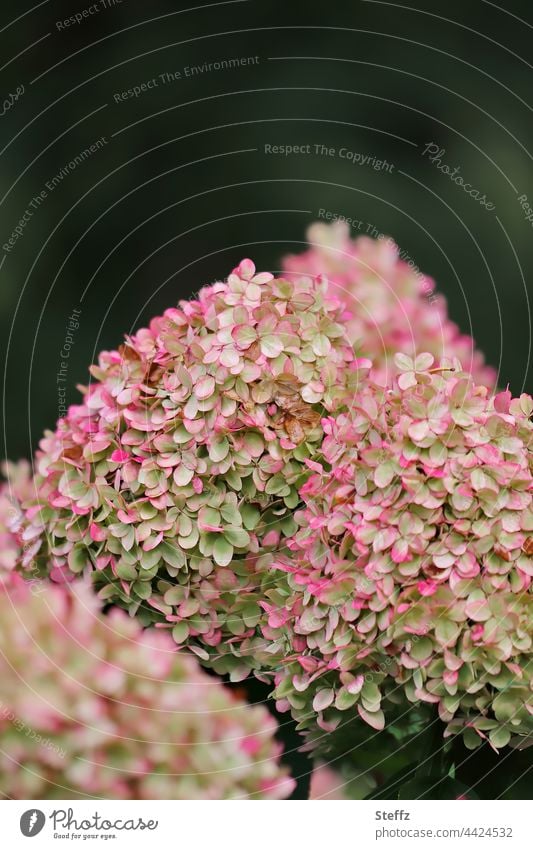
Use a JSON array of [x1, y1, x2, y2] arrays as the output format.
[[209, 436, 229, 463], [233, 324, 257, 347], [198, 506, 221, 529], [174, 464, 194, 486], [283, 490, 300, 509], [223, 526, 251, 548], [243, 432, 264, 457], [139, 502, 158, 520], [375, 461, 396, 488], [274, 675, 295, 699], [241, 503, 261, 530], [281, 515, 298, 536], [172, 621, 190, 644], [358, 706, 385, 730], [132, 581, 152, 599], [335, 687, 359, 710], [227, 616, 246, 636], [311, 333, 331, 356], [489, 727, 511, 749], [242, 603, 261, 628], [362, 681, 382, 708], [97, 584, 119, 601], [411, 637, 433, 661], [139, 547, 162, 570], [68, 545, 89, 573], [463, 727, 483, 749], [213, 537, 233, 567], [224, 470, 242, 490], [313, 689, 335, 712], [260, 335, 284, 358], [164, 586, 184, 605], [492, 692, 517, 723], [173, 426, 193, 444], [435, 619, 460, 646], [178, 527, 199, 550], [265, 474, 291, 496], [219, 503, 242, 526], [159, 540, 187, 570], [116, 561, 138, 581]]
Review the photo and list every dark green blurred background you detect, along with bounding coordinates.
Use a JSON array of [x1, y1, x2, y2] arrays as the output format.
[[1, 0, 532, 799], [2, 0, 532, 463]]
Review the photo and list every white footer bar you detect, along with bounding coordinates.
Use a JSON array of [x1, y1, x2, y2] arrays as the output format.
[[3, 799, 530, 849]]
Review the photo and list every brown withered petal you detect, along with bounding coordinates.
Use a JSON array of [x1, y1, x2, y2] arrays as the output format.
[[145, 364, 165, 385], [272, 374, 301, 395], [284, 416, 307, 444], [117, 343, 141, 362], [275, 395, 321, 424], [494, 544, 513, 562], [62, 446, 83, 462], [274, 393, 299, 411], [244, 341, 261, 361], [522, 537, 533, 555]]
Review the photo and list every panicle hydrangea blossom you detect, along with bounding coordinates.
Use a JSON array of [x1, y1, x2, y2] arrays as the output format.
[[0, 468, 294, 800], [15, 261, 369, 679], [282, 222, 497, 389], [264, 356, 532, 752]]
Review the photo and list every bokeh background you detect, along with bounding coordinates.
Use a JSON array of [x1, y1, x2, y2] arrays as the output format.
[[1, 0, 532, 799]]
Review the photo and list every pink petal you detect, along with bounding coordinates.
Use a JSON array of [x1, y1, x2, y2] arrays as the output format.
[[494, 389, 512, 413], [195, 375, 215, 400], [90, 522, 106, 542]]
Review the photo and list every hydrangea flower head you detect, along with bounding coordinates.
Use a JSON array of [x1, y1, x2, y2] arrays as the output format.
[[283, 222, 497, 389], [16, 261, 369, 679], [265, 356, 532, 752], [0, 483, 294, 800]]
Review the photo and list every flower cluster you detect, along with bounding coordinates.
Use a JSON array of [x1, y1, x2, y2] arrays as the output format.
[[0, 482, 293, 800], [5, 240, 529, 765], [283, 222, 497, 389], [264, 356, 532, 752], [15, 261, 368, 680]]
